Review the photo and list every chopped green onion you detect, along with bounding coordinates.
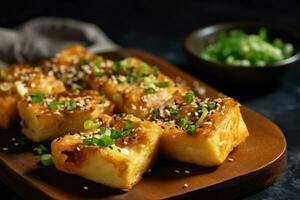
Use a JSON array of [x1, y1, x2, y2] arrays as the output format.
[[144, 87, 156, 94], [139, 62, 148, 68], [48, 101, 63, 111], [99, 127, 106, 134], [93, 58, 102, 66], [258, 27, 267, 41], [91, 135, 102, 145], [151, 108, 159, 119], [112, 93, 122, 103], [120, 58, 133, 66], [91, 65, 103, 76], [65, 99, 76, 110], [98, 135, 114, 146], [84, 119, 98, 130], [179, 117, 188, 127], [40, 154, 53, 166], [143, 77, 155, 85], [155, 81, 169, 88], [72, 83, 83, 91], [83, 134, 114, 147], [0, 69, 7, 80], [15, 81, 28, 96], [170, 105, 178, 115], [111, 129, 123, 139], [196, 107, 209, 125], [126, 114, 133, 119], [184, 92, 194, 104], [124, 120, 134, 129], [82, 138, 92, 145], [127, 72, 137, 84], [30, 92, 44, 103], [207, 101, 217, 110], [137, 62, 154, 77], [200, 28, 293, 67], [79, 57, 90, 65], [113, 62, 126, 73], [186, 124, 196, 135], [152, 66, 160, 76], [33, 144, 48, 155]]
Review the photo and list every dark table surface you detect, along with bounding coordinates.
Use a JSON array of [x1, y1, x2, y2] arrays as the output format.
[[1, 0, 300, 199]]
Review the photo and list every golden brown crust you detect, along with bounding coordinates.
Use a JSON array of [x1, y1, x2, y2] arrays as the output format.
[[0, 64, 65, 128], [18, 90, 114, 141], [51, 114, 162, 189], [160, 98, 249, 166]]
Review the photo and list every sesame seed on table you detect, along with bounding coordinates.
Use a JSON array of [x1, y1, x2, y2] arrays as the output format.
[[0, 0, 300, 199]]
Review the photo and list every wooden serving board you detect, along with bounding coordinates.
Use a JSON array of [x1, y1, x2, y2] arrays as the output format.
[[0, 49, 287, 200]]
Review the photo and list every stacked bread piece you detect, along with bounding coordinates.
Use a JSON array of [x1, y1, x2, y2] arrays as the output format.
[[0, 45, 249, 189]]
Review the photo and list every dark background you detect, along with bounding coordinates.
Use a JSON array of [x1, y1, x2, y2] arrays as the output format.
[[1, 0, 300, 199]]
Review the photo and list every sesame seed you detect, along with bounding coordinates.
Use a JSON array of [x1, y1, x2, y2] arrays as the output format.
[[83, 186, 89, 190], [174, 170, 180, 173], [14, 143, 19, 146], [147, 169, 152, 173], [131, 104, 137, 110], [228, 158, 234, 162], [184, 170, 190, 174], [11, 138, 16, 141], [183, 183, 188, 188], [2, 147, 8, 151]]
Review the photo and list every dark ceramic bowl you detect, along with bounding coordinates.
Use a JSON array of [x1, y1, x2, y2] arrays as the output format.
[[184, 22, 300, 85]]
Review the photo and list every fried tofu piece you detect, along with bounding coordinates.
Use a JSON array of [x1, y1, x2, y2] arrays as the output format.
[[42, 45, 113, 90], [45, 45, 189, 114], [122, 82, 188, 118], [0, 65, 65, 128], [51, 114, 162, 189], [0, 96, 18, 128], [147, 93, 249, 167], [48, 44, 96, 66], [18, 90, 114, 142], [99, 57, 189, 114]]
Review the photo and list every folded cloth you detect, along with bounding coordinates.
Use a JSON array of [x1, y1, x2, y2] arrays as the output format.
[[0, 17, 118, 67]]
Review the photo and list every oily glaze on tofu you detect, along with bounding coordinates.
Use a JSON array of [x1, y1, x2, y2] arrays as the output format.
[[42, 45, 113, 90], [99, 57, 189, 114], [51, 114, 162, 189], [147, 93, 249, 167], [122, 83, 188, 118], [18, 90, 114, 142], [44, 45, 189, 114], [0, 65, 65, 128]]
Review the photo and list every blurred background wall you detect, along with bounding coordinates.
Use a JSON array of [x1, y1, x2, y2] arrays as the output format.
[[1, 0, 300, 66]]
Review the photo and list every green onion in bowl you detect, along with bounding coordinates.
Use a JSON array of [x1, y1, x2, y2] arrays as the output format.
[[200, 28, 294, 67]]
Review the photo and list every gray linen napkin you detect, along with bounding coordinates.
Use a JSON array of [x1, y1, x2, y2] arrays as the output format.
[[0, 17, 119, 67]]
